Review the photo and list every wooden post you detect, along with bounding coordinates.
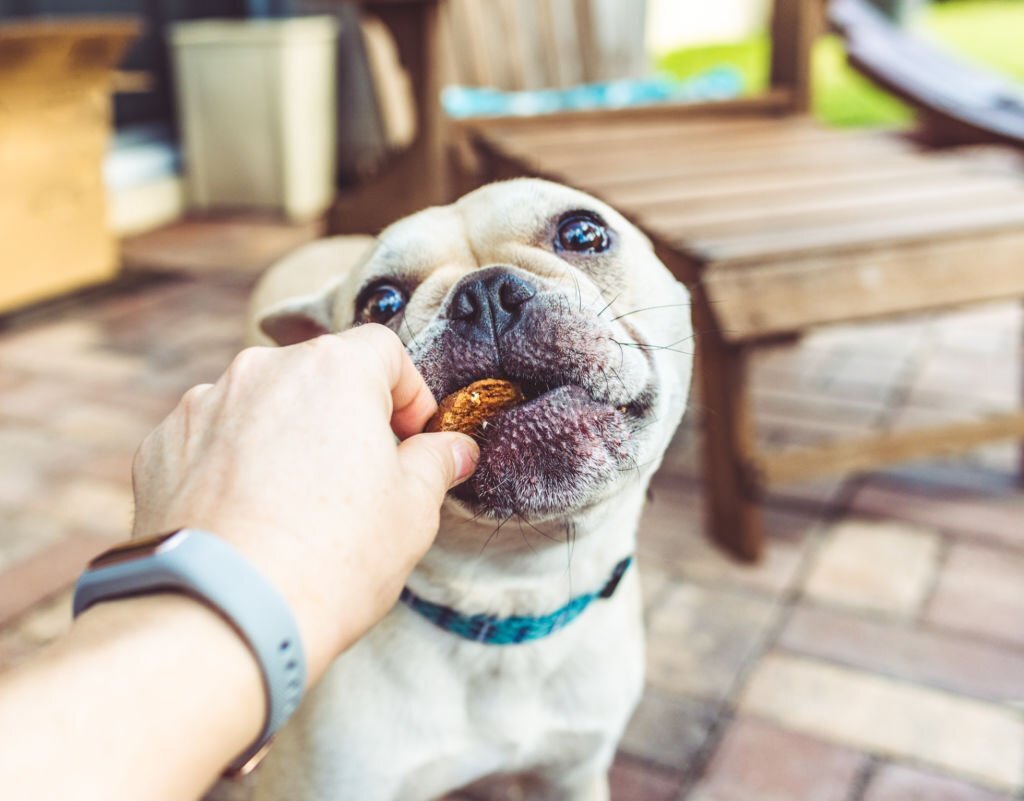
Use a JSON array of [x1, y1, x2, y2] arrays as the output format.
[[331, 0, 450, 234], [693, 292, 764, 562], [769, 0, 823, 114]]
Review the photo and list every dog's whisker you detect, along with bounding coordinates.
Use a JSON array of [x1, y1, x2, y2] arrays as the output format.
[[615, 456, 661, 474], [609, 302, 691, 322], [400, 311, 416, 344], [517, 514, 559, 543], [514, 515, 540, 555], [614, 340, 693, 357], [595, 292, 621, 319], [607, 366, 629, 399], [477, 512, 515, 559]]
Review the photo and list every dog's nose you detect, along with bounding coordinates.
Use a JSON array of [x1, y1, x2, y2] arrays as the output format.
[[448, 267, 536, 342]]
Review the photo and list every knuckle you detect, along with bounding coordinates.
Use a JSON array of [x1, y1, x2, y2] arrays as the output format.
[[228, 345, 270, 377], [180, 383, 211, 407]]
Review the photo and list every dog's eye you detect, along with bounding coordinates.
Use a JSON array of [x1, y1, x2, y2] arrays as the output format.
[[556, 214, 611, 254], [358, 283, 407, 324]]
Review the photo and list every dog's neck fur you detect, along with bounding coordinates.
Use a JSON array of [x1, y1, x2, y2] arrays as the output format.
[[405, 480, 650, 621]]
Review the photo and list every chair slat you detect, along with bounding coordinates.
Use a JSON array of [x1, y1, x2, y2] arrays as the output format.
[[534, 0, 568, 88], [579, 142, 929, 192], [451, 0, 498, 87], [498, 0, 529, 90], [686, 199, 1024, 264], [573, 0, 599, 83], [496, 129, 914, 180], [699, 226, 1024, 340], [585, 152, 974, 205], [483, 114, 825, 148], [656, 179, 1024, 239]]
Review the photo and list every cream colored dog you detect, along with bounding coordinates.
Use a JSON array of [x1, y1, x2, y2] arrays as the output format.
[[242, 179, 692, 801]]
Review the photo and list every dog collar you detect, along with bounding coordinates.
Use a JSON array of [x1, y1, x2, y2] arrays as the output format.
[[398, 556, 633, 646]]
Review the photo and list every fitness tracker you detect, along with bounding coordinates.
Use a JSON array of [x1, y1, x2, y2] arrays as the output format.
[[72, 528, 306, 777]]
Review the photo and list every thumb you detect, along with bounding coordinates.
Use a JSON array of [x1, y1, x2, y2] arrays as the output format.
[[397, 432, 480, 504]]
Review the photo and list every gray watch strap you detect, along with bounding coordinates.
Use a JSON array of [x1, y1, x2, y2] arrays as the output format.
[[72, 528, 306, 775]]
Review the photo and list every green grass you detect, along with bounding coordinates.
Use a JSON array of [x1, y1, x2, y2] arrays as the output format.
[[656, 0, 1024, 128]]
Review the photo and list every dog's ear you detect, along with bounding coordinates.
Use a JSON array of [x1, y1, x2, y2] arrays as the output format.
[[258, 288, 337, 346], [249, 235, 378, 346]]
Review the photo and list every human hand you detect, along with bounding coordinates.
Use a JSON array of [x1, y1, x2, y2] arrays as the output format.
[[131, 325, 479, 679]]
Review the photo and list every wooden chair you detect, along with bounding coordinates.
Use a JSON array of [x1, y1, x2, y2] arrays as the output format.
[[439, 0, 649, 92], [346, 0, 1024, 561], [332, 0, 649, 230]]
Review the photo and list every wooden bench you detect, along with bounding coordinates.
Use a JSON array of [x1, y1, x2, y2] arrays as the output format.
[[347, 0, 1024, 561], [467, 108, 1024, 560]]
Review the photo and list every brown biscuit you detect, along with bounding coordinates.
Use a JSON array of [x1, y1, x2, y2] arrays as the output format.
[[425, 379, 526, 435]]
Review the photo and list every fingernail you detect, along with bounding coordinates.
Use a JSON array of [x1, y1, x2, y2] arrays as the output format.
[[450, 436, 480, 486]]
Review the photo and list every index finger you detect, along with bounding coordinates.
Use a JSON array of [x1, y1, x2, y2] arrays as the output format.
[[338, 324, 438, 439]]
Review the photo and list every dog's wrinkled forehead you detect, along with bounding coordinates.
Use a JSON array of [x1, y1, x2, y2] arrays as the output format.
[[359, 180, 647, 300]]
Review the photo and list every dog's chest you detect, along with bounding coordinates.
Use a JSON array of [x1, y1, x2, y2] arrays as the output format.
[[394, 631, 638, 799]]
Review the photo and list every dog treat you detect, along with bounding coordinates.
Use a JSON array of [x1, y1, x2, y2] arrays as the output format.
[[426, 379, 525, 435]]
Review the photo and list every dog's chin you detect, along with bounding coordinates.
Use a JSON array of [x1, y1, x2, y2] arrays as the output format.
[[449, 383, 646, 520]]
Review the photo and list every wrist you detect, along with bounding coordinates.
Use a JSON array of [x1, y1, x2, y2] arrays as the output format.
[[72, 594, 265, 770], [74, 529, 310, 775]]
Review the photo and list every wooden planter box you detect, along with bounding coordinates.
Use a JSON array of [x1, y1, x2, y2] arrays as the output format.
[[0, 19, 137, 314]]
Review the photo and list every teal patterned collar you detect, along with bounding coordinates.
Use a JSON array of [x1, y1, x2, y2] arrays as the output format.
[[399, 556, 633, 646]]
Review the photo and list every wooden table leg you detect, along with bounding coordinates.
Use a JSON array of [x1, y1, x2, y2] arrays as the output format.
[[693, 297, 764, 562]]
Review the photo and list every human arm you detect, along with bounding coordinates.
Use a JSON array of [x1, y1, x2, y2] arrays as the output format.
[[0, 325, 478, 801]]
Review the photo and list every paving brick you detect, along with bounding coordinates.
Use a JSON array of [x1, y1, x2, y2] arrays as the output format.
[[0, 319, 100, 360], [620, 687, 718, 770], [445, 756, 683, 801], [121, 215, 323, 275], [657, 422, 700, 480], [0, 426, 89, 483], [925, 543, 1024, 648], [35, 476, 134, 537], [738, 653, 1024, 792], [688, 716, 865, 801], [0, 590, 72, 671], [849, 481, 1024, 553], [779, 604, 1024, 704], [638, 475, 813, 597], [609, 754, 684, 801], [76, 450, 137, 486], [752, 387, 884, 431], [801, 519, 941, 617], [639, 563, 671, 614], [0, 508, 67, 573], [906, 352, 1017, 409], [862, 763, 1015, 801], [49, 401, 156, 452], [0, 375, 77, 424], [0, 320, 144, 385], [761, 470, 850, 513], [0, 534, 115, 628], [646, 582, 779, 702], [0, 465, 46, 517]]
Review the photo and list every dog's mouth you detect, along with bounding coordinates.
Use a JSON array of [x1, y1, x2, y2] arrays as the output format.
[[407, 270, 661, 522], [443, 370, 654, 520]]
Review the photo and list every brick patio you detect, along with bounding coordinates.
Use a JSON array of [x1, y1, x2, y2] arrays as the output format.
[[1, 221, 1023, 799]]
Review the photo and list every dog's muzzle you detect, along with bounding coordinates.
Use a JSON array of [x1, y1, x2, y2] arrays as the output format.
[[412, 265, 655, 520]]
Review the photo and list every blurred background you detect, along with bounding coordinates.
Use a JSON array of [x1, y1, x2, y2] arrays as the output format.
[[1, 1, 1023, 799]]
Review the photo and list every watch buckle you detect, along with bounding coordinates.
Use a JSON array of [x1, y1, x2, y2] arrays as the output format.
[[223, 737, 275, 780]]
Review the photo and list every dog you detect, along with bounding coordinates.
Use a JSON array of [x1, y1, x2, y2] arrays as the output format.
[[243, 178, 692, 801]]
